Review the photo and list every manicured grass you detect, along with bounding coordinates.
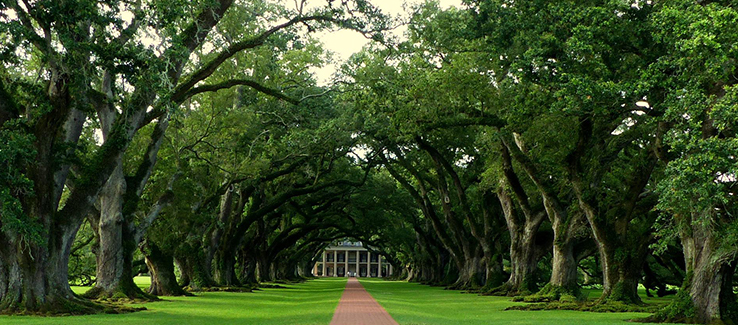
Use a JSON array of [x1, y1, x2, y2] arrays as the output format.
[[360, 279, 680, 325], [0, 277, 681, 325], [0, 277, 347, 325]]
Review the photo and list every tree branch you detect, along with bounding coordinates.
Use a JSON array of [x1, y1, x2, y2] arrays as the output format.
[[171, 15, 345, 101], [179, 79, 299, 105]]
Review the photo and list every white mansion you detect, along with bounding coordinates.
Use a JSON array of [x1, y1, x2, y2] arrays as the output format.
[[313, 241, 393, 277]]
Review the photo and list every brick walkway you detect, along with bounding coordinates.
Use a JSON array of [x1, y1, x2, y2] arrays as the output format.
[[330, 278, 398, 325]]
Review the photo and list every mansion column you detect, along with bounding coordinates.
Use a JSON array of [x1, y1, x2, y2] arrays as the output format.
[[355, 250, 359, 277], [333, 250, 338, 277], [378, 255, 383, 278], [345, 252, 349, 277], [322, 250, 326, 276]]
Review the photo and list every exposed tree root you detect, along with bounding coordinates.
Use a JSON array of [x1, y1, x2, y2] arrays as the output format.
[[482, 282, 533, 297], [82, 283, 159, 303], [631, 288, 738, 325], [512, 284, 584, 303], [505, 301, 665, 314], [257, 283, 289, 289], [186, 285, 256, 293], [0, 294, 146, 316]]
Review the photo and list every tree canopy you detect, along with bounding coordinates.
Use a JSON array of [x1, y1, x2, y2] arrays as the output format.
[[0, 0, 736, 324]]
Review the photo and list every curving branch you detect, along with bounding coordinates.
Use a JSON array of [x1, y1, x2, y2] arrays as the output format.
[[171, 15, 347, 101], [179, 79, 299, 105]]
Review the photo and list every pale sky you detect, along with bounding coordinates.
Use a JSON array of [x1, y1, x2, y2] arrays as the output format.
[[311, 0, 465, 84]]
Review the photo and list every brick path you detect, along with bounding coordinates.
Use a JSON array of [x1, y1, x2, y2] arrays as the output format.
[[330, 278, 398, 325]]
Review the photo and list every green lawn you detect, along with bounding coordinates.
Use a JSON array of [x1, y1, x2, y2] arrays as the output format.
[[0, 277, 681, 325], [0, 277, 347, 325], [360, 279, 679, 325]]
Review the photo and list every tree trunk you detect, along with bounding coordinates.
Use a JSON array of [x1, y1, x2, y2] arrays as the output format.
[[257, 258, 274, 282], [549, 242, 578, 292], [502, 226, 543, 296], [176, 246, 216, 290], [573, 180, 652, 305], [450, 253, 485, 290], [174, 257, 191, 287], [206, 184, 235, 273], [490, 187, 547, 296], [406, 267, 417, 282], [483, 249, 505, 290], [299, 261, 314, 278], [237, 254, 259, 286], [527, 240, 582, 302], [84, 166, 155, 301], [594, 237, 645, 305], [213, 246, 240, 287], [0, 220, 102, 314], [494, 144, 549, 296], [143, 242, 189, 296], [687, 262, 737, 324], [655, 216, 738, 324]]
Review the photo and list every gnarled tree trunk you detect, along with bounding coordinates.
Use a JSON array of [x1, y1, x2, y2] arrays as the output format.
[[490, 184, 548, 296], [143, 242, 189, 296], [502, 222, 546, 296], [256, 256, 275, 283], [655, 214, 738, 324], [0, 219, 100, 314], [176, 243, 216, 291], [213, 246, 240, 287], [450, 251, 486, 290], [84, 166, 155, 301], [578, 202, 650, 305], [237, 253, 259, 286]]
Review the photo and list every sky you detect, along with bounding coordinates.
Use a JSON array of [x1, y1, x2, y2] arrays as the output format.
[[311, 0, 465, 84]]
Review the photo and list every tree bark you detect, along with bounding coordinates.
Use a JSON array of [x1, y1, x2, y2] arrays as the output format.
[[654, 213, 738, 324], [484, 249, 505, 290], [213, 246, 241, 287], [0, 219, 101, 314], [504, 222, 545, 295], [491, 186, 548, 296], [176, 244, 216, 290], [577, 201, 650, 305], [686, 261, 737, 324], [84, 165, 155, 301], [502, 134, 586, 300], [237, 253, 259, 286], [206, 183, 236, 274], [143, 242, 189, 296], [549, 241, 578, 291], [257, 256, 275, 282], [451, 254, 486, 290]]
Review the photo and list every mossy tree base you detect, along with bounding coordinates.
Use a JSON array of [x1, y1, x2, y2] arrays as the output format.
[[0, 294, 146, 316], [512, 284, 584, 303], [446, 277, 484, 292], [482, 282, 534, 297], [185, 285, 256, 293], [506, 301, 665, 314], [637, 286, 738, 325], [592, 280, 644, 306], [82, 281, 159, 303]]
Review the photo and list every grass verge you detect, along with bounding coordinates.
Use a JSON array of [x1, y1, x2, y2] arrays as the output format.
[[0, 277, 347, 325], [359, 278, 680, 325]]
